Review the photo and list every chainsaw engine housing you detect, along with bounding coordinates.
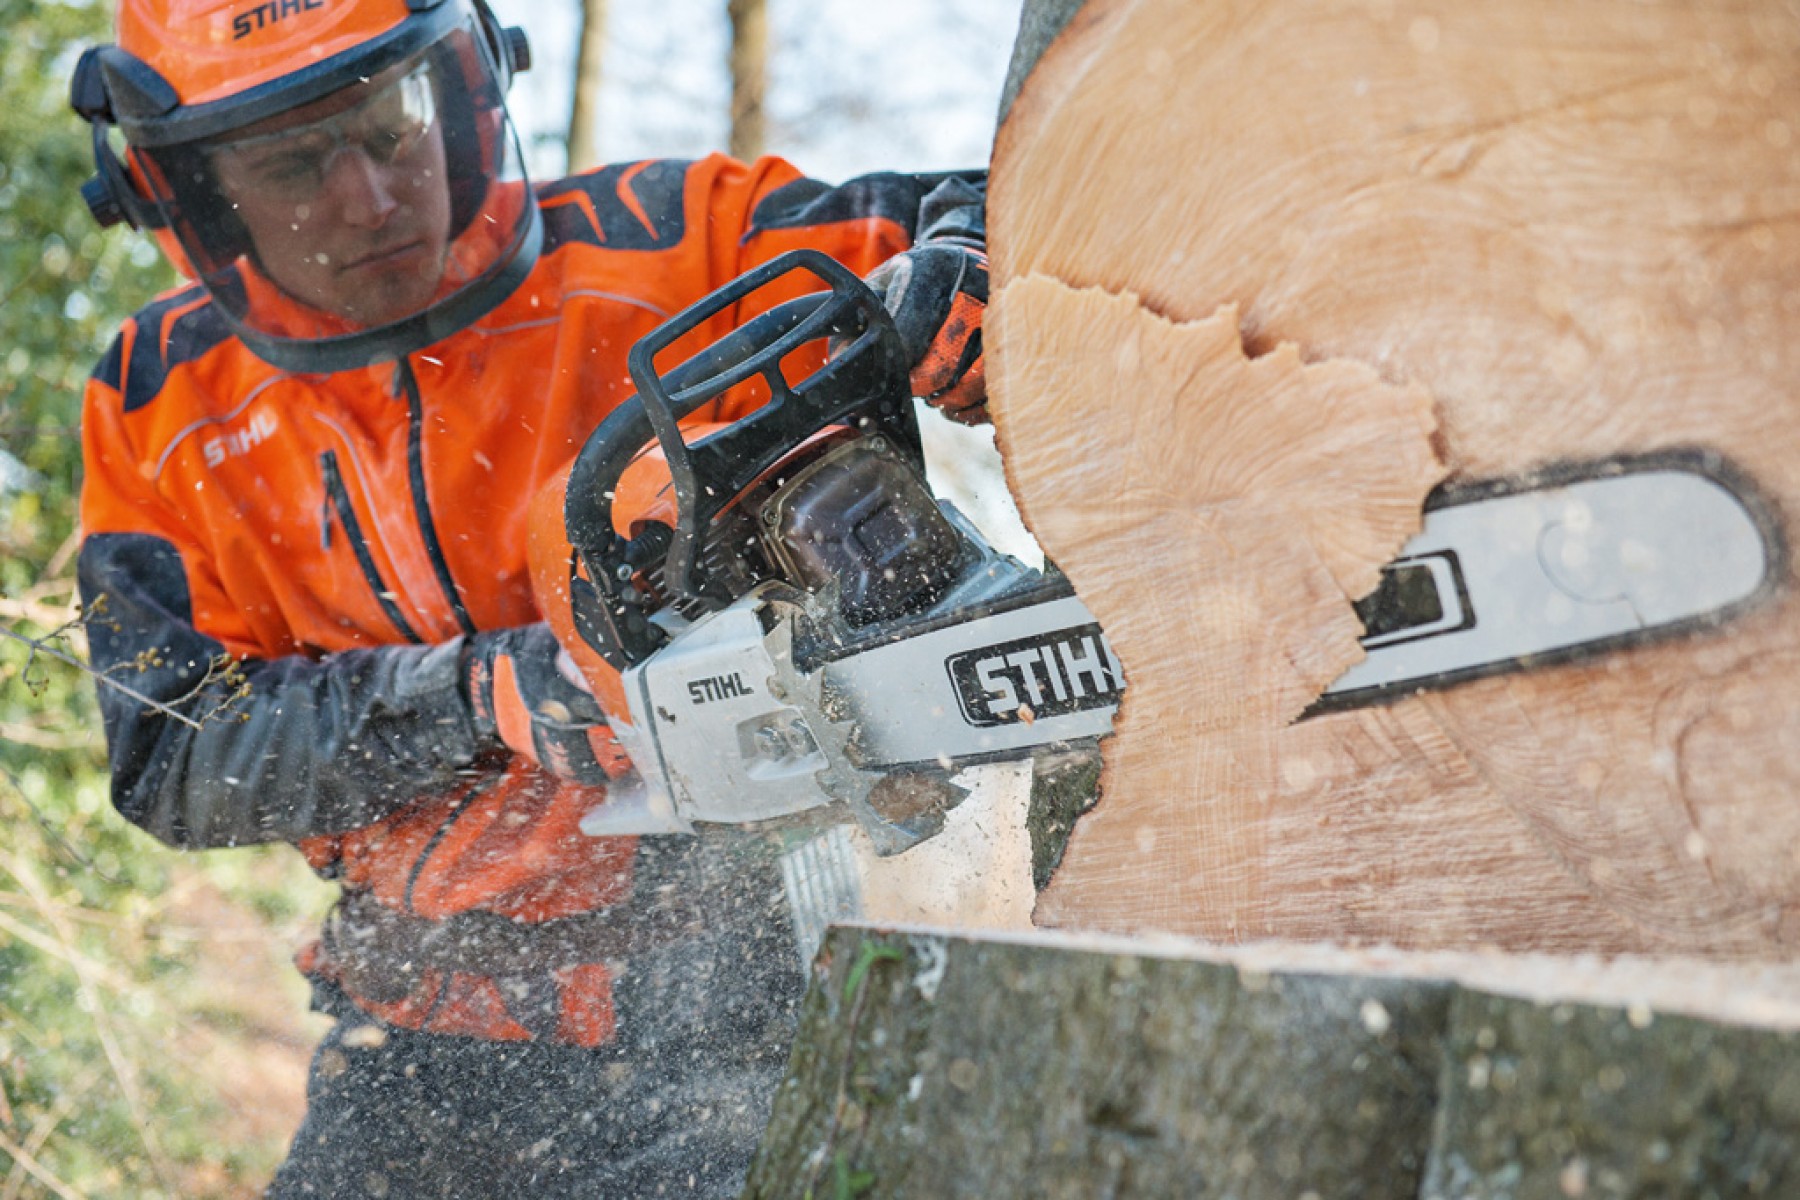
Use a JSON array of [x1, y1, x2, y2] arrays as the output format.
[[760, 435, 972, 628]]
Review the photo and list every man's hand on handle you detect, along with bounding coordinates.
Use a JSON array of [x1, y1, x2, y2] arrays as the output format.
[[463, 624, 625, 786], [867, 240, 989, 425]]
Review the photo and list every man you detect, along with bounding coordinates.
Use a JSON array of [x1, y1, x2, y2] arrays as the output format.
[[69, 0, 988, 1193]]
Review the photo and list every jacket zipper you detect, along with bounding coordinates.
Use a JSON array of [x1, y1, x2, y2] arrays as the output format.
[[320, 449, 424, 644], [395, 358, 478, 638]]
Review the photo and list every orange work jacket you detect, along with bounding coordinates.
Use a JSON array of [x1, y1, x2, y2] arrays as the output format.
[[77, 154, 956, 1045]]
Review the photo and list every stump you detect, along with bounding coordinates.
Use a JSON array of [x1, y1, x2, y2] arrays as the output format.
[[744, 929, 1800, 1199]]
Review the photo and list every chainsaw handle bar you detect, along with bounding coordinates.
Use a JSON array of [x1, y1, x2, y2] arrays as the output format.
[[564, 249, 917, 668]]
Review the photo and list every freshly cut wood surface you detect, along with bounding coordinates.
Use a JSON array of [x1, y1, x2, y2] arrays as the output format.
[[991, 0, 1800, 955], [992, 281, 1458, 936], [853, 762, 1038, 932]]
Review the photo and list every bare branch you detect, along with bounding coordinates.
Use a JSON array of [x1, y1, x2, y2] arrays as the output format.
[[0, 623, 203, 732], [0, 1126, 86, 1200], [0, 891, 275, 944], [0, 572, 78, 609], [1, 854, 181, 1195], [43, 529, 81, 582], [0, 908, 133, 992], [2, 1067, 103, 1200], [0, 595, 77, 628], [0, 772, 127, 887], [0, 721, 96, 752]]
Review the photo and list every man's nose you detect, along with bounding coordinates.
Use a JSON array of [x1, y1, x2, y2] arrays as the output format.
[[322, 148, 401, 227]]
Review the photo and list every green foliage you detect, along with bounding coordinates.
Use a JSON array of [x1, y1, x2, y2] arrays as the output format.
[[0, 3, 333, 1196], [832, 1152, 877, 1199], [0, 0, 170, 554], [843, 939, 905, 1003]]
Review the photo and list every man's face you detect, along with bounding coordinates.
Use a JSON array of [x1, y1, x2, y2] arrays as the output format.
[[207, 61, 454, 327]]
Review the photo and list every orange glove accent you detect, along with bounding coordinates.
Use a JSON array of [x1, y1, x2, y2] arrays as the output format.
[[865, 242, 990, 425], [464, 624, 629, 786]]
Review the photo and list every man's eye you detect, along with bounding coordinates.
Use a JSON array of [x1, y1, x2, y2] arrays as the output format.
[[256, 155, 322, 185], [364, 121, 424, 163], [365, 129, 406, 163]]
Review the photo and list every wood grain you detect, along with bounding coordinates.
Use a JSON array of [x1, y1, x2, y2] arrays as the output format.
[[992, 0, 1800, 955]]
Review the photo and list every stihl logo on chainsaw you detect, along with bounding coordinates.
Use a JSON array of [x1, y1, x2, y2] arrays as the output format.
[[948, 624, 1124, 728], [688, 672, 754, 705]]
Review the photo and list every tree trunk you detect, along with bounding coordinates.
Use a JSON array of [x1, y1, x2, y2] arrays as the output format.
[[989, 0, 1800, 958], [726, 0, 768, 161], [565, 0, 609, 174], [745, 928, 1800, 1198]]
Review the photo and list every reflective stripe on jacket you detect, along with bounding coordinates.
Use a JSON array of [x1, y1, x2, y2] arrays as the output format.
[[78, 154, 961, 1044]]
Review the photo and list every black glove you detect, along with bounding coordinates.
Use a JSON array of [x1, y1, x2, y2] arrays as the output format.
[[463, 624, 618, 786], [865, 177, 990, 424]]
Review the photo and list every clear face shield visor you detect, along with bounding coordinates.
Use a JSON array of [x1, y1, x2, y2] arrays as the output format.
[[204, 62, 442, 210], [134, 21, 538, 372]]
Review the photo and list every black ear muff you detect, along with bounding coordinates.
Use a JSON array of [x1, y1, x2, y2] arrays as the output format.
[[81, 128, 147, 229], [471, 0, 531, 93], [70, 46, 173, 231], [72, 48, 135, 229], [77, 116, 170, 233]]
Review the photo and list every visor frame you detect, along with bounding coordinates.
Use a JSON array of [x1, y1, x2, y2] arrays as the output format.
[[76, 0, 539, 374], [202, 60, 443, 209], [230, 203, 543, 375], [198, 26, 540, 375]]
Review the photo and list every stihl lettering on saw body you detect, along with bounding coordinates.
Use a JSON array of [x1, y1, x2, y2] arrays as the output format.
[[950, 625, 1124, 726], [687, 673, 755, 705]]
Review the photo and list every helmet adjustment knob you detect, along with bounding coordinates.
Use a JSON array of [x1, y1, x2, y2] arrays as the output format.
[[80, 174, 128, 229], [503, 27, 531, 75]]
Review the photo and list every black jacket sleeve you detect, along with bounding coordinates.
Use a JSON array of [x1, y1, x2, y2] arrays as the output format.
[[78, 531, 485, 850], [742, 169, 986, 245]]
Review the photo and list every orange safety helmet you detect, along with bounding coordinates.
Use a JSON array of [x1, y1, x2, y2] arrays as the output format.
[[70, 0, 539, 373]]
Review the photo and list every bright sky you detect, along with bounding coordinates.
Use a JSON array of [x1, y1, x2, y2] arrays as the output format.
[[488, 0, 1022, 183]]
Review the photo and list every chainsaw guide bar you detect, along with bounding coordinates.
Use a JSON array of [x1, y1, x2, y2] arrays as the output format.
[[1311, 449, 1781, 714]]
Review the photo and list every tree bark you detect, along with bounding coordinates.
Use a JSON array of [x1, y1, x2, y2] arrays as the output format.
[[726, 0, 768, 161], [996, 0, 1084, 124], [989, 0, 1800, 958], [745, 929, 1800, 1199], [565, 0, 610, 174]]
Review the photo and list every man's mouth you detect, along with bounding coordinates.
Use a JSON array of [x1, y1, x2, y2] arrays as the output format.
[[342, 240, 429, 273]]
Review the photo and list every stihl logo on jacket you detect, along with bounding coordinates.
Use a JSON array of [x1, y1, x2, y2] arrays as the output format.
[[202, 410, 279, 467]]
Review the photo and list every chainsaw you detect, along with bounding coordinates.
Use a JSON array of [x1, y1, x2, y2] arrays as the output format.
[[550, 250, 1122, 856], [546, 250, 1783, 857]]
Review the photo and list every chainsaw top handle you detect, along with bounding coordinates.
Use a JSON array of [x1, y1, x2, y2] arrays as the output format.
[[564, 249, 919, 668]]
